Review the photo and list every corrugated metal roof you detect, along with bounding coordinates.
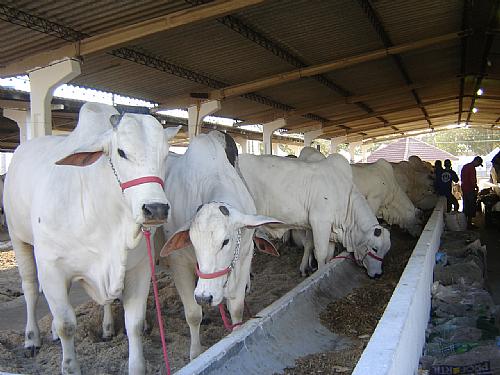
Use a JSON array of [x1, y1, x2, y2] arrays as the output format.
[[0, 0, 498, 150]]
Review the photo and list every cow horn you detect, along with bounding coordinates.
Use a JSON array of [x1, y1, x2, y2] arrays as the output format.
[[374, 228, 382, 237], [219, 205, 230, 216]]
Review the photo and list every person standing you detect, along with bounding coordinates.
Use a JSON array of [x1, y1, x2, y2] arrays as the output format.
[[460, 156, 483, 229], [441, 159, 459, 212], [434, 160, 443, 194]]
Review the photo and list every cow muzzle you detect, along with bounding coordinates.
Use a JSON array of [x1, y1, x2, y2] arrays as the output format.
[[195, 293, 213, 306], [142, 203, 169, 225]]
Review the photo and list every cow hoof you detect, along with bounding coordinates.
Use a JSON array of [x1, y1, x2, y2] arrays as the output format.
[[101, 336, 112, 342], [24, 346, 40, 358]]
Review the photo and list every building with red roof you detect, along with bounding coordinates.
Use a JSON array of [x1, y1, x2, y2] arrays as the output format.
[[367, 137, 458, 163]]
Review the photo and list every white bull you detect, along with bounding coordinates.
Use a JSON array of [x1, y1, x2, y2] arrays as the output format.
[[0, 173, 5, 228], [4, 102, 180, 375], [299, 147, 422, 236], [158, 131, 280, 360], [238, 153, 391, 278]]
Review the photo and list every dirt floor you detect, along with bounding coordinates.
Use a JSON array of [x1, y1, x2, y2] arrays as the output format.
[[0, 247, 21, 303], [0, 228, 415, 375]]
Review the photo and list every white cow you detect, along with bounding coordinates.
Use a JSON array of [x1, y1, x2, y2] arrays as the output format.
[[238, 153, 391, 278], [158, 131, 280, 360], [299, 147, 422, 236], [0, 173, 6, 228], [391, 156, 437, 210], [4, 102, 180, 375]]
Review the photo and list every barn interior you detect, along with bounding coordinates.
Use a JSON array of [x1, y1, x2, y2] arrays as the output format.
[[1, 1, 500, 374]]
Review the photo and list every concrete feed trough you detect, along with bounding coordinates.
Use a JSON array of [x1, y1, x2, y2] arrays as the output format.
[[175, 256, 367, 375]]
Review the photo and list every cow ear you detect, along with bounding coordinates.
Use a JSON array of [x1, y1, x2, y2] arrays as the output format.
[[55, 129, 111, 167], [253, 235, 280, 256], [55, 151, 104, 166], [160, 230, 191, 257], [165, 125, 182, 141]]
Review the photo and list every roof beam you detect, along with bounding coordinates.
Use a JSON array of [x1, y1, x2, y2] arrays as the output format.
[[363, 125, 461, 144], [465, 0, 500, 125], [357, 0, 434, 129], [322, 111, 459, 138], [0, 0, 267, 77], [113, 47, 328, 123], [206, 9, 392, 128], [457, 0, 470, 125], [0, 5, 329, 124], [321, 96, 458, 132], [242, 76, 462, 123], [206, 31, 467, 100]]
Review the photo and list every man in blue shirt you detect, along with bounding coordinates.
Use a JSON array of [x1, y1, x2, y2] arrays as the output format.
[[436, 159, 459, 212]]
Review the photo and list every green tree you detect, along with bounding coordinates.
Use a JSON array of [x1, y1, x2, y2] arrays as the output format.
[[420, 128, 500, 156], [279, 143, 296, 156]]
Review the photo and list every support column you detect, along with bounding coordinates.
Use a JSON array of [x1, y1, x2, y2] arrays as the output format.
[[188, 100, 221, 140], [262, 118, 286, 155], [28, 58, 81, 138], [348, 141, 362, 163], [329, 136, 347, 154], [303, 129, 323, 147], [233, 137, 248, 154], [361, 143, 369, 163], [4, 109, 29, 143], [272, 143, 280, 155]]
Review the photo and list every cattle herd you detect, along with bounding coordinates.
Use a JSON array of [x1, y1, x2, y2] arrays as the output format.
[[1, 103, 438, 375]]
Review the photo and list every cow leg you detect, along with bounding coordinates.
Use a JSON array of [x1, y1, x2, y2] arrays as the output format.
[[38, 265, 81, 375], [170, 261, 202, 360], [12, 237, 40, 352], [226, 293, 244, 328], [226, 262, 251, 325], [299, 244, 311, 277], [122, 256, 150, 375], [102, 303, 115, 340], [310, 220, 332, 268], [51, 319, 59, 341], [300, 230, 314, 277]]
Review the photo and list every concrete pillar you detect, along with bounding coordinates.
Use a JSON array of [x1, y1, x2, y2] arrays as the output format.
[[329, 136, 347, 154], [28, 58, 81, 138], [272, 143, 280, 155], [262, 118, 286, 155], [4, 109, 29, 143], [234, 137, 248, 154], [348, 141, 362, 163], [187, 100, 221, 140], [303, 129, 323, 148], [361, 143, 369, 163]]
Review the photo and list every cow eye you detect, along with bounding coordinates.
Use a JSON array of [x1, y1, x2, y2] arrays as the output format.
[[117, 148, 127, 159], [222, 239, 229, 248], [372, 248, 378, 253]]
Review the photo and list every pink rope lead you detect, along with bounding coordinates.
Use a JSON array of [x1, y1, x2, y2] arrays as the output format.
[[217, 301, 253, 331], [143, 228, 171, 375], [218, 303, 243, 331]]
